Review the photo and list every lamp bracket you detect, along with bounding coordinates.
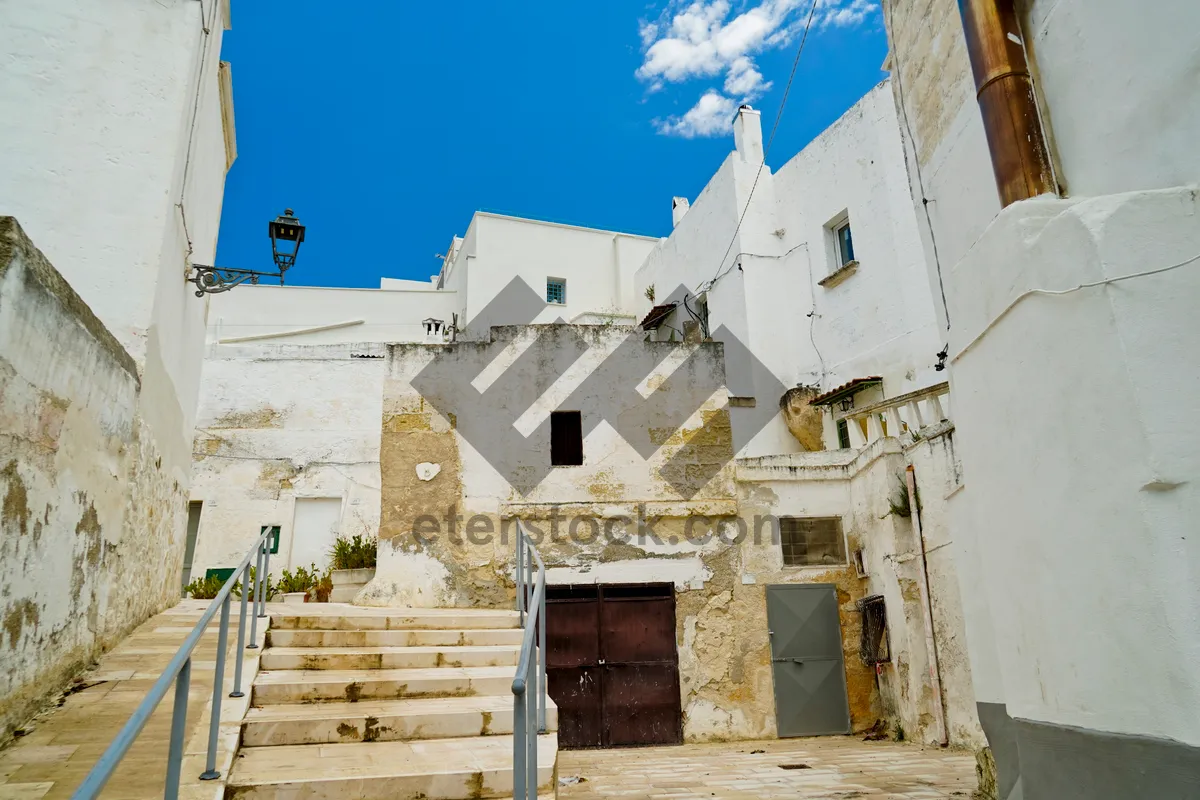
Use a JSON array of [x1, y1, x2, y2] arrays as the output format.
[[189, 265, 286, 296]]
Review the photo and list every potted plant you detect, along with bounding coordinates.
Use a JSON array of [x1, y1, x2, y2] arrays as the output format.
[[329, 533, 377, 602], [274, 564, 323, 605]]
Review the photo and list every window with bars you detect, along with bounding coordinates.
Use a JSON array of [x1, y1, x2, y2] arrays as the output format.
[[858, 594, 890, 665], [779, 517, 847, 567], [546, 278, 566, 304]]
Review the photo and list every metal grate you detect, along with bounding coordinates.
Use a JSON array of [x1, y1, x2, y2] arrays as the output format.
[[546, 278, 566, 304], [780, 517, 847, 566], [858, 594, 890, 665]]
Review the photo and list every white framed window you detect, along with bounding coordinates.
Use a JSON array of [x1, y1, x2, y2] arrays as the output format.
[[819, 211, 858, 288], [546, 277, 566, 305]]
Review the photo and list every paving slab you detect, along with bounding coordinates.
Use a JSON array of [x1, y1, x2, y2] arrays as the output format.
[[557, 737, 977, 799], [0, 600, 267, 800]]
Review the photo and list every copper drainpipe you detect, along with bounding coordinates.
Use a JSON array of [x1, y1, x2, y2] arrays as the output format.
[[958, 0, 1055, 206]]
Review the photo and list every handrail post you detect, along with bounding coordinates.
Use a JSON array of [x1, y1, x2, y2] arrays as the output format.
[[231, 561, 250, 694], [525, 539, 533, 617], [199, 594, 231, 780], [258, 538, 271, 617], [527, 656, 538, 799], [248, 546, 263, 649], [513, 682, 527, 799], [516, 528, 525, 623], [163, 657, 191, 800], [538, 580, 547, 734]]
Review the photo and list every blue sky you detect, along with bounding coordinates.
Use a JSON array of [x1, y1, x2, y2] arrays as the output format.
[[216, 1, 887, 288]]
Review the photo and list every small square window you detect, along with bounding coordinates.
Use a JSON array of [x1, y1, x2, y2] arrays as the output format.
[[550, 410, 583, 466], [780, 517, 846, 567], [835, 221, 855, 267], [546, 278, 566, 305]]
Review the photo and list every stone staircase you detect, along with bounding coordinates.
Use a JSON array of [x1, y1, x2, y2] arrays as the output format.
[[225, 606, 558, 799]]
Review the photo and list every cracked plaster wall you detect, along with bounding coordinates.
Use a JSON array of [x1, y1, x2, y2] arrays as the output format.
[[373, 326, 982, 743], [0, 219, 188, 743], [189, 342, 386, 580]]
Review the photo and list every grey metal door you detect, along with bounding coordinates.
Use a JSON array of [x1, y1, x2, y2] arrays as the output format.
[[766, 584, 851, 737]]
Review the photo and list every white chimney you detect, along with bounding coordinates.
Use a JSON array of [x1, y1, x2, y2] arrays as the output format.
[[734, 105, 763, 164], [671, 197, 690, 227]]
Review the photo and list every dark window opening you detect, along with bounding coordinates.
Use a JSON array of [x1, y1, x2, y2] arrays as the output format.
[[780, 517, 847, 567], [551, 410, 583, 466], [836, 418, 851, 449]]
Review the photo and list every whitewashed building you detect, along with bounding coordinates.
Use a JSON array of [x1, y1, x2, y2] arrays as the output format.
[[635, 82, 946, 458], [0, 0, 236, 740], [884, 1, 1200, 797]]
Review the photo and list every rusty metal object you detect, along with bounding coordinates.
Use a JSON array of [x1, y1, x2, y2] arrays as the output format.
[[958, 0, 1055, 205]]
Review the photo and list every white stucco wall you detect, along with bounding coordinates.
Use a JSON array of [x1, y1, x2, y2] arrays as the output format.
[[769, 82, 944, 395], [0, 0, 233, 561], [1024, 0, 1200, 198], [208, 284, 459, 344], [947, 187, 1200, 745], [189, 342, 386, 581]]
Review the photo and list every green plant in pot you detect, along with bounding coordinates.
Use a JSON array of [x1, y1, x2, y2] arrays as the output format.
[[328, 533, 377, 602]]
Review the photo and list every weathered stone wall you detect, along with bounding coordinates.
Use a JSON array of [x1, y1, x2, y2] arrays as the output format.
[[0, 218, 185, 742], [373, 324, 889, 742], [735, 433, 984, 748]]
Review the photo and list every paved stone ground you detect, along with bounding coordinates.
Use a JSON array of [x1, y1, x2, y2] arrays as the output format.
[[558, 737, 978, 799], [0, 600, 264, 800]]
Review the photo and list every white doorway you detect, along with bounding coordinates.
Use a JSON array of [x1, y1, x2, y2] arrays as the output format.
[[290, 498, 343, 572]]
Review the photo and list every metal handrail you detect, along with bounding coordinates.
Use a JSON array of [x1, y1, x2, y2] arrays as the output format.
[[511, 521, 547, 800], [71, 527, 277, 799]]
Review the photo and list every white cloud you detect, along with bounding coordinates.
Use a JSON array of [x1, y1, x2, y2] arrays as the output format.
[[724, 56, 771, 97], [638, 0, 879, 136], [656, 90, 738, 138]]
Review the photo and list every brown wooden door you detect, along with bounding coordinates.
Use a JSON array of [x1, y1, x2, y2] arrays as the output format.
[[547, 583, 682, 749]]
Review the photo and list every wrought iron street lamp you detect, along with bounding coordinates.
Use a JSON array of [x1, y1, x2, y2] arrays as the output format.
[[189, 209, 306, 296]]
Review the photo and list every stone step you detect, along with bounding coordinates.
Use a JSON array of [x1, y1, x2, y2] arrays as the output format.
[[270, 608, 520, 631], [268, 627, 523, 648], [260, 645, 521, 671], [226, 733, 558, 799], [252, 666, 515, 705], [242, 694, 559, 747]]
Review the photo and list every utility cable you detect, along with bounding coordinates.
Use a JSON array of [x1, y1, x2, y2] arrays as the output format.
[[886, 0, 950, 331], [698, 0, 821, 297], [951, 252, 1200, 363]]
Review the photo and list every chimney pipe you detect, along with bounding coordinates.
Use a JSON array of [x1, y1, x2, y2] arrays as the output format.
[[671, 197, 690, 227], [958, 0, 1055, 206], [733, 105, 763, 164]]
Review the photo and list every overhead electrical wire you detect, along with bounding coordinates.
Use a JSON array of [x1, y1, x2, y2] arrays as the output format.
[[697, 0, 821, 299]]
